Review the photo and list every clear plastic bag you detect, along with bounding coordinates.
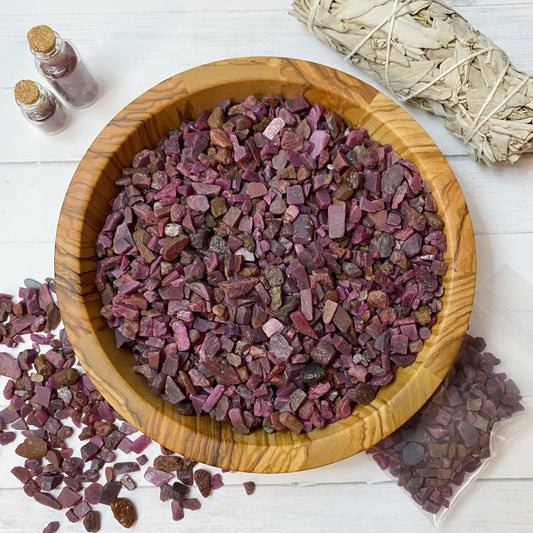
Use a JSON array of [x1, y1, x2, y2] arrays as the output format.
[[366, 267, 531, 526]]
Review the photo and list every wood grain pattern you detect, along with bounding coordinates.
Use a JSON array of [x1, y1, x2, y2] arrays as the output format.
[[54, 57, 476, 473]]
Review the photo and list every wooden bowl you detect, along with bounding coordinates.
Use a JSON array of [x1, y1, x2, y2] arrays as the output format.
[[55, 57, 476, 473]]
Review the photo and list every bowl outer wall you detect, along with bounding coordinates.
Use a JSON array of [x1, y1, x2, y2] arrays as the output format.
[[54, 56, 476, 473]]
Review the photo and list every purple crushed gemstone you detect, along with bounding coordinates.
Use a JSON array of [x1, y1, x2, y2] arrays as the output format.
[[42, 521, 60, 533], [113, 461, 141, 475], [98, 480, 122, 505], [144, 466, 175, 487], [129, 434, 151, 454], [95, 94, 448, 435]]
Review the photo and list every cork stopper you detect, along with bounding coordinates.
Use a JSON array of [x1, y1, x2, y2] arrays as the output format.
[[14, 80, 40, 105], [27, 25, 56, 54]]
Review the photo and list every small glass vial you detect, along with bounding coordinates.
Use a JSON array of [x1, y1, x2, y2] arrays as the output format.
[[14, 79, 68, 135], [27, 25, 98, 108]]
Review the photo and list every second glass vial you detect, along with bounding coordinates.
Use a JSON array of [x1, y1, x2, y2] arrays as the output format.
[[27, 25, 99, 108]]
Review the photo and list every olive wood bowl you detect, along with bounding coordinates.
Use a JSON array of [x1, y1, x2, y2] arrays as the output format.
[[55, 57, 476, 473]]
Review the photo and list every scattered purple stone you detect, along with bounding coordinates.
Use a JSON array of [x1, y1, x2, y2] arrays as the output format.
[[83, 510, 101, 533], [98, 480, 122, 505], [42, 521, 60, 533], [1, 277, 233, 531], [243, 481, 256, 495], [144, 466, 175, 487], [171, 500, 185, 521]]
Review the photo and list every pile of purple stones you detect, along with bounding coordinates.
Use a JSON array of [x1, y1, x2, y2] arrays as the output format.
[[0, 280, 254, 532], [96, 93, 448, 434], [367, 334, 524, 515]]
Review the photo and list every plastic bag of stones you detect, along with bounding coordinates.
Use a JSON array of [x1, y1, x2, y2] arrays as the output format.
[[366, 268, 532, 526]]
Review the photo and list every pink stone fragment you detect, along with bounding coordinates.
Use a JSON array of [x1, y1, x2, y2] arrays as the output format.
[[391, 333, 409, 354], [120, 474, 137, 491], [182, 498, 201, 510], [98, 480, 122, 505], [24, 479, 40, 497], [73, 500, 92, 519], [263, 117, 285, 140], [315, 189, 331, 210], [33, 384, 52, 407], [289, 311, 318, 339], [84, 482, 103, 505], [171, 320, 190, 351], [117, 436, 132, 453], [42, 522, 60, 533], [129, 434, 151, 454], [309, 130, 330, 160], [34, 492, 61, 510], [186, 195, 210, 213], [322, 299, 338, 324], [202, 384, 225, 413], [292, 214, 314, 244], [211, 473, 224, 490], [286, 185, 305, 206], [300, 288, 314, 321], [284, 204, 300, 222], [0, 351, 21, 379], [328, 201, 346, 239], [191, 182, 221, 196], [83, 510, 101, 532], [0, 431, 16, 445], [243, 481, 256, 495], [171, 500, 185, 521], [144, 466, 175, 487], [113, 462, 141, 475], [119, 421, 137, 435], [57, 486, 83, 509], [246, 182, 268, 199], [222, 206, 242, 227], [136, 454, 148, 466], [219, 277, 258, 299], [458, 421, 478, 447], [262, 318, 284, 337], [80, 441, 100, 462], [11, 466, 32, 484], [335, 397, 352, 419]]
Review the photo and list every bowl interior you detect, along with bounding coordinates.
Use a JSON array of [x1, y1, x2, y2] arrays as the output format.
[[55, 57, 476, 473]]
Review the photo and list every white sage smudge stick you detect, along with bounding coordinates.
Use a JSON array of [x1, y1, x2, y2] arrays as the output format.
[[290, 0, 533, 165]]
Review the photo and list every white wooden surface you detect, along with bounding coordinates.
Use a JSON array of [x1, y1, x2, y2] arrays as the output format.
[[1, 1, 532, 531]]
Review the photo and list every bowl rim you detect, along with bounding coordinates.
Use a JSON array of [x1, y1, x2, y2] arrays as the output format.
[[54, 56, 476, 473]]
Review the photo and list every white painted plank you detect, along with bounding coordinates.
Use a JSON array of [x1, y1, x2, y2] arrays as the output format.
[[448, 154, 533, 236], [473, 234, 533, 288], [0, 0, 292, 15], [1, 0, 532, 15], [0, 162, 75, 245], [1, 3, 532, 162], [0, 480, 532, 532], [0, 242, 55, 298], [1, 0, 531, 16]]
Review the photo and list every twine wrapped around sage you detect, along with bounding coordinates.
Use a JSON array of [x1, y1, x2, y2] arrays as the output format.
[[290, 0, 533, 165]]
